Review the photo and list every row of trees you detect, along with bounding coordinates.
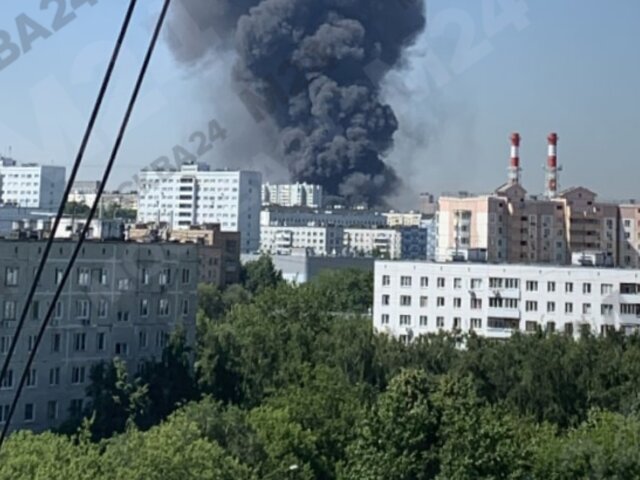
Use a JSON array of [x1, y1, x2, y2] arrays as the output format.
[[2, 257, 640, 478]]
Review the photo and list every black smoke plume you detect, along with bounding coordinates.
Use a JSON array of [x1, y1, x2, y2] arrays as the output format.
[[167, 0, 426, 206]]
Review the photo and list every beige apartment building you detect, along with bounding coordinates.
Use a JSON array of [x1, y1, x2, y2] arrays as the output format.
[[436, 133, 627, 267]]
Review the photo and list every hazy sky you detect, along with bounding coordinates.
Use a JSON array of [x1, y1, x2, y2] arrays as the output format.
[[0, 0, 638, 207]]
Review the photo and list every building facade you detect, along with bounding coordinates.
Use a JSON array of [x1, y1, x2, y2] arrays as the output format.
[[137, 164, 262, 253], [262, 183, 323, 208], [260, 225, 344, 256], [0, 161, 66, 210], [0, 240, 198, 432], [344, 228, 403, 259], [261, 206, 387, 229], [374, 260, 640, 342]]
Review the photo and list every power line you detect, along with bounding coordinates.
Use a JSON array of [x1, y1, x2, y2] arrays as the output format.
[[0, 0, 172, 447], [0, 0, 139, 393]]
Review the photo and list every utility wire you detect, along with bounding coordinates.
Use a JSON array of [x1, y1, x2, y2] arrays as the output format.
[[0, 0, 139, 391], [0, 0, 172, 447]]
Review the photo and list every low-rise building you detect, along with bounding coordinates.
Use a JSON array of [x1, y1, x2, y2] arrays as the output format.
[[344, 227, 403, 259], [0, 239, 199, 432], [260, 224, 344, 256], [262, 183, 323, 208], [374, 260, 640, 342], [261, 206, 387, 228]]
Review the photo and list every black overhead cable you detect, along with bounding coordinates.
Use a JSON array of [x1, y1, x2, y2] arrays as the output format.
[[0, 0, 139, 393], [0, 0, 172, 447]]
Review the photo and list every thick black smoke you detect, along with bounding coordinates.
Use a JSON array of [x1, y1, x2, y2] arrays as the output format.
[[167, 0, 426, 206]]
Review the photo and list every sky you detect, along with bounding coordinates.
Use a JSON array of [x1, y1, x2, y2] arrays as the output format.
[[0, 0, 638, 207]]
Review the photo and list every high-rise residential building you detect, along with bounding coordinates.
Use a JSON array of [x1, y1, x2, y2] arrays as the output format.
[[262, 183, 323, 208], [260, 225, 344, 256], [261, 206, 387, 229], [374, 260, 640, 343], [618, 204, 640, 268], [0, 239, 198, 432], [0, 161, 66, 210], [137, 164, 262, 253]]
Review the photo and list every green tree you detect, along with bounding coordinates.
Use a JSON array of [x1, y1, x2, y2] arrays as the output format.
[[241, 255, 283, 295], [309, 269, 373, 314], [342, 369, 440, 480]]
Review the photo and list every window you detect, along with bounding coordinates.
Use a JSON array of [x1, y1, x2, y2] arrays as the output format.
[[583, 283, 592, 294], [70, 399, 83, 417], [115, 342, 129, 356], [601, 284, 613, 295], [437, 277, 445, 288], [31, 301, 40, 321], [159, 269, 171, 286], [420, 276, 429, 288], [582, 303, 592, 315], [470, 278, 482, 289], [73, 333, 86, 352], [547, 302, 556, 313], [382, 275, 390, 286], [419, 315, 428, 326], [0, 336, 11, 355], [453, 298, 462, 308], [565, 303, 573, 314], [0, 370, 12, 389], [381, 295, 390, 306], [98, 269, 108, 285], [117, 278, 130, 291], [77, 268, 90, 286], [526, 281, 538, 292], [46, 401, 58, 421], [419, 296, 428, 307], [380, 314, 389, 325], [181, 268, 191, 284], [471, 318, 482, 329], [51, 333, 61, 353], [436, 316, 445, 328], [76, 300, 90, 319], [0, 404, 10, 424], [453, 278, 462, 289], [54, 301, 63, 319], [139, 331, 148, 349], [546, 321, 556, 332], [182, 299, 189, 316], [117, 311, 130, 322], [140, 299, 149, 317], [3, 301, 16, 321], [565, 282, 573, 293], [601, 304, 614, 315], [437, 297, 445, 307], [453, 317, 462, 329], [25, 368, 36, 387], [525, 321, 538, 332], [96, 333, 106, 352], [5, 267, 18, 286], [24, 403, 35, 423], [98, 299, 108, 318], [49, 367, 60, 386], [547, 281, 556, 292], [400, 276, 412, 287], [505, 278, 519, 289], [525, 301, 538, 312], [399, 315, 411, 326], [71, 366, 85, 385], [158, 299, 170, 316], [564, 323, 574, 335], [400, 295, 412, 307]]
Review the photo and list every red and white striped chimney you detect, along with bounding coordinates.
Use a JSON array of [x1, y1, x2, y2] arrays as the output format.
[[545, 133, 559, 198], [508, 132, 521, 185]]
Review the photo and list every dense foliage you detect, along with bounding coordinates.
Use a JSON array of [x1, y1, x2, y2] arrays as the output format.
[[3, 258, 640, 478]]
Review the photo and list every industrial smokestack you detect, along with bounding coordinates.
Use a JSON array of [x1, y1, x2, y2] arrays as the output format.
[[545, 133, 559, 198], [508, 132, 521, 185]]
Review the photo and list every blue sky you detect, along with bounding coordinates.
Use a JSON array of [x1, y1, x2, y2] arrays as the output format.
[[0, 0, 638, 204]]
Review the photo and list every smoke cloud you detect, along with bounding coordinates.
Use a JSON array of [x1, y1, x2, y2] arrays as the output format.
[[167, 0, 426, 206]]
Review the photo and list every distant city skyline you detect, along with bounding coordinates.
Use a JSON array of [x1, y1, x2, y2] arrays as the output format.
[[0, 0, 638, 206]]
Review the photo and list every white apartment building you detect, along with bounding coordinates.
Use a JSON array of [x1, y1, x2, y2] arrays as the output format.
[[137, 164, 262, 253], [262, 183, 323, 208], [374, 260, 640, 342], [260, 225, 344, 256], [261, 206, 387, 228], [0, 161, 66, 210], [0, 240, 198, 432], [344, 228, 403, 259]]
